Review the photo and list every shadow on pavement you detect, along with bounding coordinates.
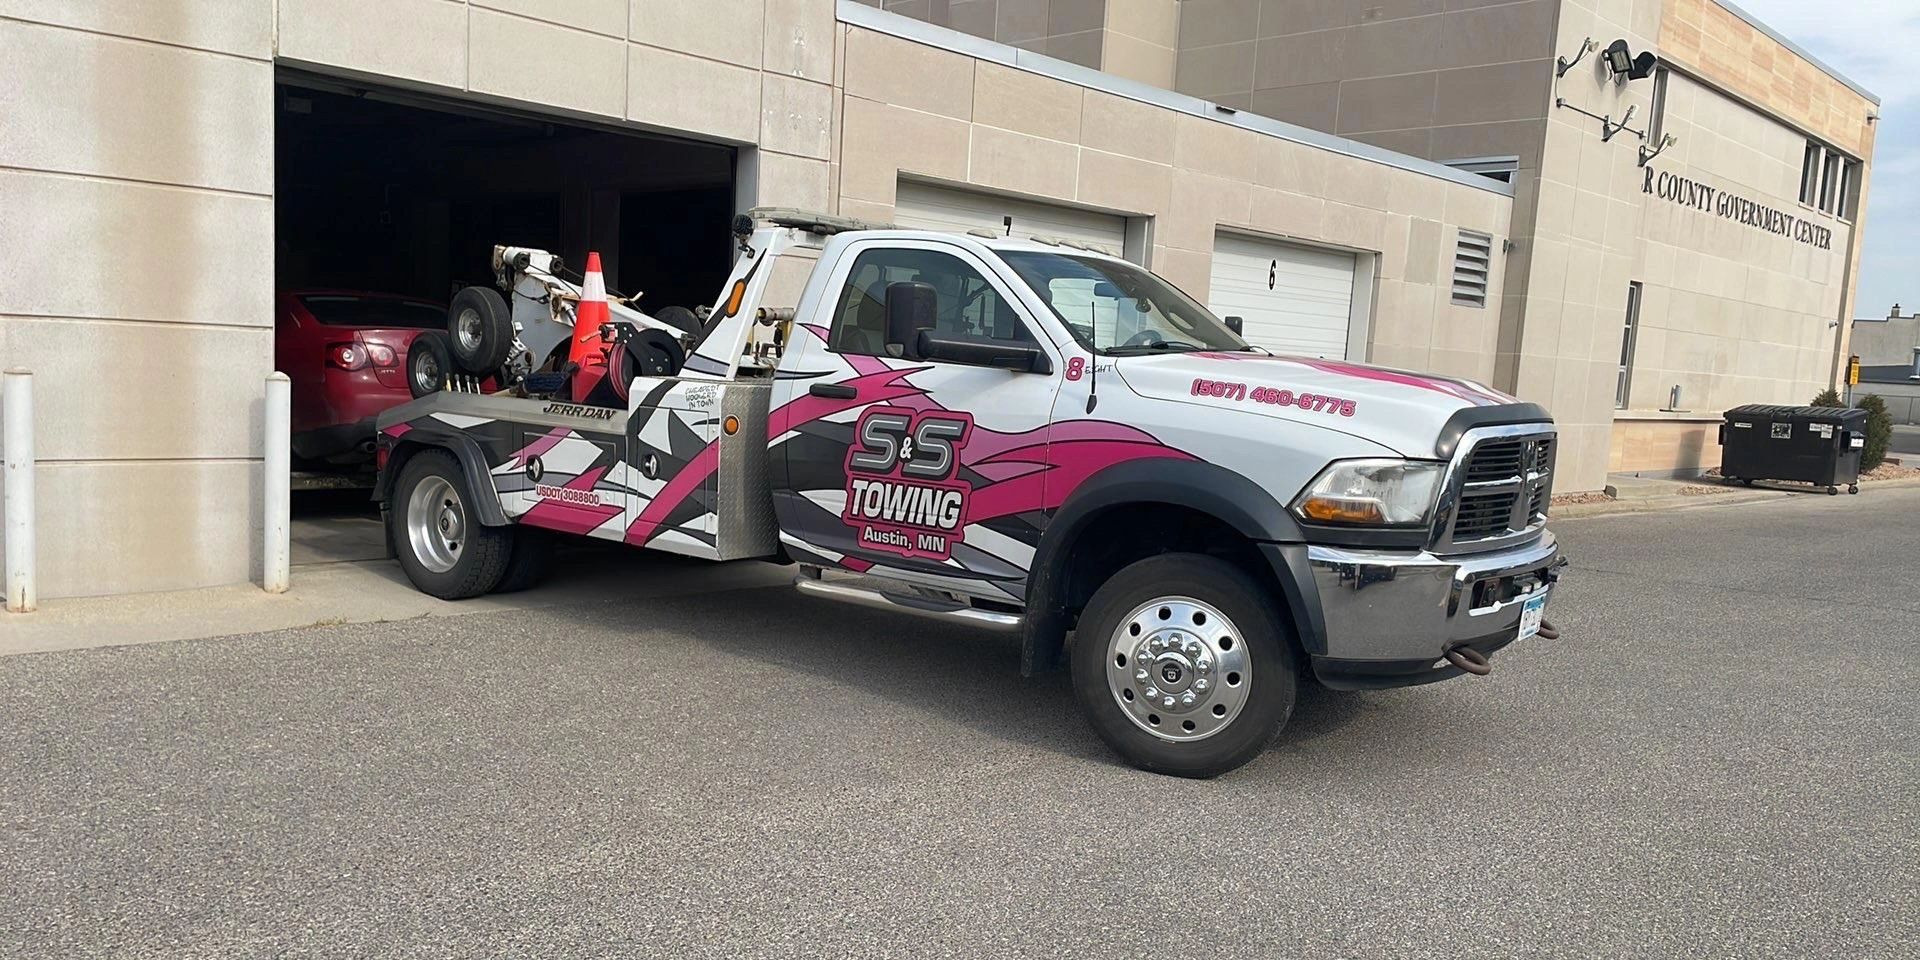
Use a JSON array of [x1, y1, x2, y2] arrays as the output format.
[[525, 565, 1375, 769]]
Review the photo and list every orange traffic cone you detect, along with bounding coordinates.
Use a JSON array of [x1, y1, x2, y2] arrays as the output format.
[[569, 252, 611, 403]]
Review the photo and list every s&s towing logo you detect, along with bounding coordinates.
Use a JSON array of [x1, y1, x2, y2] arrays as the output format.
[[843, 407, 973, 560]]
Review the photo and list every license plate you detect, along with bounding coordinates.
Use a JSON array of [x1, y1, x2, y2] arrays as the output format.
[[1517, 590, 1548, 641]]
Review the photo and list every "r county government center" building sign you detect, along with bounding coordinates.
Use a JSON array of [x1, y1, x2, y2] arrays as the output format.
[[1643, 167, 1835, 251]]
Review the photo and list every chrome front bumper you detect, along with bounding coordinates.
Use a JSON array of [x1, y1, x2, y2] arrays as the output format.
[[1304, 531, 1564, 689]]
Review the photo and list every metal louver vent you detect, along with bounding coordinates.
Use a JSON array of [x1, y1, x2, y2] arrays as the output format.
[[1452, 230, 1492, 307]]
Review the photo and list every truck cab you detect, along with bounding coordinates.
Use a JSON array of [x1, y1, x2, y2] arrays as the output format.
[[376, 211, 1563, 778]]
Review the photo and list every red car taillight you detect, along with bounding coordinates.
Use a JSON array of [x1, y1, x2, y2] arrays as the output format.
[[329, 339, 399, 371], [326, 343, 368, 371]]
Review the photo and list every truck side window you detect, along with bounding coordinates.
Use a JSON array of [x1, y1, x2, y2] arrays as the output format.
[[830, 248, 1036, 357]]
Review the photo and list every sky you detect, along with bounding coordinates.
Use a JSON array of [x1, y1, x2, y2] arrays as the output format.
[[1730, 0, 1916, 318]]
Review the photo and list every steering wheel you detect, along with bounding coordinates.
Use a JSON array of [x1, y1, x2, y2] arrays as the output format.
[[1120, 330, 1166, 348]]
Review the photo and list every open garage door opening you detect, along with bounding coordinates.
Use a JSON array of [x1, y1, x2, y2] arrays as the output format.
[[273, 74, 735, 560], [274, 76, 734, 470]]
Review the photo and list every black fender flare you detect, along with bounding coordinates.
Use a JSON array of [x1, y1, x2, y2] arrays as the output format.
[[1018, 459, 1327, 675], [375, 429, 511, 527]]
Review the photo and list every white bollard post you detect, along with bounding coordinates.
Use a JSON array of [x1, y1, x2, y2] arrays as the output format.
[[4, 368, 34, 613], [264, 372, 290, 594]]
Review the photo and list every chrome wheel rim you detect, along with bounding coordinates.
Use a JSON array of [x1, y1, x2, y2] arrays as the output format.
[[406, 476, 464, 573], [456, 308, 484, 353], [1106, 596, 1251, 742]]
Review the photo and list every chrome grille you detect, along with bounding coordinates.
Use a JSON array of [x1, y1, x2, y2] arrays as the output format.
[[1435, 429, 1555, 553], [1464, 439, 1526, 484], [1527, 439, 1554, 521], [1453, 488, 1519, 541]]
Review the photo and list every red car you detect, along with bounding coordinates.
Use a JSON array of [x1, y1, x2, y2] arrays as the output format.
[[275, 291, 453, 464]]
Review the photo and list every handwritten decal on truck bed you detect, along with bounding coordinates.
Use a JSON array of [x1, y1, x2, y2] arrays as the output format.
[[1190, 378, 1356, 417]]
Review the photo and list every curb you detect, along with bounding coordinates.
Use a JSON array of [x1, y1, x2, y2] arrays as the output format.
[[1555, 473, 1920, 520]]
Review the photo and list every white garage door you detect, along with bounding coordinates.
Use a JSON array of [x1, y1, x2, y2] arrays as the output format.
[[893, 181, 1128, 258], [1209, 233, 1356, 359]]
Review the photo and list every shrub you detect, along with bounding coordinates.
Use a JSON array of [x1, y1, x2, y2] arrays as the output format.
[[1810, 388, 1842, 408], [1857, 394, 1893, 471]]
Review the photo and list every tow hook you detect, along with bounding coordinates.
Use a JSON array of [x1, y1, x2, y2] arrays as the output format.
[[1443, 644, 1493, 677], [1537, 620, 1561, 640]]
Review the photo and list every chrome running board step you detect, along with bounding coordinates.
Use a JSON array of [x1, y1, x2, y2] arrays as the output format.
[[792, 571, 1023, 633]]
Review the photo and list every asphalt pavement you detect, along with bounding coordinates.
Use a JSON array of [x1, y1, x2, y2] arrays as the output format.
[[3, 489, 1916, 958]]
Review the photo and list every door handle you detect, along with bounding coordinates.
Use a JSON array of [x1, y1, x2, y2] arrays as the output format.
[[809, 383, 858, 400]]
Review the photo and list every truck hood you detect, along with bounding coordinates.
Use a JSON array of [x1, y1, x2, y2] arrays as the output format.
[[1111, 351, 1534, 459]]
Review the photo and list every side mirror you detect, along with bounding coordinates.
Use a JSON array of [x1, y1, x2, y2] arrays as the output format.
[[885, 281, 937, 360], [1223, 315, 1245, 335]]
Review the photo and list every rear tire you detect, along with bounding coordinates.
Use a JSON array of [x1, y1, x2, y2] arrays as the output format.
[[406, 332, 454, 398], [1070, 553, 1296, 778], [390, 449, 513, 599], [448, 286, 513, 374], [494, 527, 554, 594]]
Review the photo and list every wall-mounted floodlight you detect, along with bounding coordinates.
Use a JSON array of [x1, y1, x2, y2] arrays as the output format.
[[1603, 40, 1659, 81], [1603, 40, 1634, 76], [1557, 37, 1595, 78]]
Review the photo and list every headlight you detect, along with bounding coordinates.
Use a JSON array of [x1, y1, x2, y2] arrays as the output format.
[[1293, 459, 1444, 527]]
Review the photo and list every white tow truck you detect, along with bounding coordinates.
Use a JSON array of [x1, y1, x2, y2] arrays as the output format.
[[376, 209, 1564, 777]]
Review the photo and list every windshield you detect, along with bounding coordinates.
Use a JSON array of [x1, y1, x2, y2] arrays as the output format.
[[1001, 251, 1249, 355], [299, 295, 445, 329]]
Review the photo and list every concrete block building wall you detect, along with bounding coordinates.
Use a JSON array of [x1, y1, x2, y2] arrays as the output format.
[[1504, 0, 1662, 491], [1629, 71, 1855, 414], [1171, 0, 1572, 166], [1607, 0, 1874, 476], [0, 2, 277, 598], [860, 0, 1112, 69]]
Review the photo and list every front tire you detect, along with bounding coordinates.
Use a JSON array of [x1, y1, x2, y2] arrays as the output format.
[[391, 450, 513, 599], [1070, 553, 1296, 778]]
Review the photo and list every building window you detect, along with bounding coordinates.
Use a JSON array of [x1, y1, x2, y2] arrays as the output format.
[[827, 247, 1034, 357], [1648, 68, 1670, 143], [1819, 149, 1843, 214], [1616, 282, 1643, 409], [1451, 230, 1492, 308], [1839, 159, 1863, 221], [1911, 348, 1919, 380], [1800, 141, 1822, 207]]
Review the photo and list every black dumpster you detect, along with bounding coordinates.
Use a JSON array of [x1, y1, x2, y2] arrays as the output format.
[[1718, 404, 1867, 495]]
